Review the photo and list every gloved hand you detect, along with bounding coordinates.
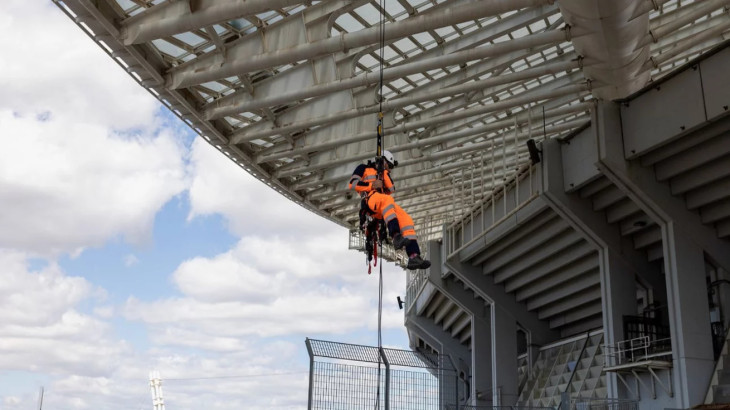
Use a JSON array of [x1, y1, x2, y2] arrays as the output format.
[[365, 238, 374, 262], [371, 179, 384, 190], [359, 207, 368, 230]]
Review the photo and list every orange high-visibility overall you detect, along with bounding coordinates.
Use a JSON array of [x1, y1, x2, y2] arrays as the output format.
[[349, 165, 417, 240]]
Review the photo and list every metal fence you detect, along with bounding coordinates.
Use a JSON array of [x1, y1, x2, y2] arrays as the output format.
[[306, 338, 459, 409], [447, 406, 555, 410]]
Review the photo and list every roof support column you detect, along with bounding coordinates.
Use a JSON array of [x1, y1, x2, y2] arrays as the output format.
[[663, 219, 714, 407], [540, 134, 665, 400], [472, 304, 493, 407], [595, 101, 716, 408], [540, 119, 683, 399], [427, 240, 518, 406], [492, 304, 519, 406], [442, 230, 560, 346], [440, 228, 561, 404]]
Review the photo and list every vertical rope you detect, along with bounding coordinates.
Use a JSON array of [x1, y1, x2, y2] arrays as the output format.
[[376, 242, 384, 409], [375, 1, 387, 409], [378, 0, 386, 116]]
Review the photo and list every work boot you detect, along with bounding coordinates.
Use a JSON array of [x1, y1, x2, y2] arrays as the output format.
[[407, 255, 431, 270], [392, 234, 409, 250]]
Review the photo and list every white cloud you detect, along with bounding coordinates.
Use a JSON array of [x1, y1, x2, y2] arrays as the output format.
[[124, 234, 407, 343], [0, 111, 188, 256], [141, 350, 310, 410], [0, 250, 314, 410], [187, 138, 335, 239], [0, 1, 159, 130], [93, 305, 115, 319], [124, 254, 140, 267], [0, 1, 190, 257], [0, 251, 129, 377]]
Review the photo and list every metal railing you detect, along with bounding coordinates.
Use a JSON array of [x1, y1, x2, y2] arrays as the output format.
[[570, 398, 638, 410], [446, 161, 539, 258], [603, 336, 672, 368], [517, 353, 530, 395], [348, 229, 409, 266], [405, 268, 429, 312]]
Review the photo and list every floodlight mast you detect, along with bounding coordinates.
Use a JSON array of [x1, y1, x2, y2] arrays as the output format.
[[149, 371, 166, 410]]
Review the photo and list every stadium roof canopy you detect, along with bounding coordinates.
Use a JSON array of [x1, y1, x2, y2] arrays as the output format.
[[54, 0, 730, 240]]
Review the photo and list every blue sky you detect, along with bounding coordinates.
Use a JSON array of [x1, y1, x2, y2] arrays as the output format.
[[0, 2, 409, 409]]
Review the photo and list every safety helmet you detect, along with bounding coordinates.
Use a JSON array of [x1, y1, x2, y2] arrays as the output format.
[[382, 150, 397, 167]]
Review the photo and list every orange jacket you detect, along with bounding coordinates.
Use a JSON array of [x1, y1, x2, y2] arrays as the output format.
[[348, 163, 395, 195]]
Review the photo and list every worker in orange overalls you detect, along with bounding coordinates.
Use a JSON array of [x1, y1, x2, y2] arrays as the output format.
[[349, 150, 431, 270]]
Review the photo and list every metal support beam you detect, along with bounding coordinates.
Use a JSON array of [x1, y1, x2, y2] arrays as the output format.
[[234, 59, 581, 143], [210, 6, 565, 122], [167, 0, 556, 89], [276, 117, 587, 178], [120, 0, 307, 44]]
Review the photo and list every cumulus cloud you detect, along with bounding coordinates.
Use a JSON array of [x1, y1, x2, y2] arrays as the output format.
[[0, 1, 159, 130], [0, 251, 129, 377], [0, 250, 314, 410], [0, 111, 188, 255], [142, 348, 310, 410], [0, 0, 190, 257], [187, 138, 334, 239], [124, 234, 407, 345]]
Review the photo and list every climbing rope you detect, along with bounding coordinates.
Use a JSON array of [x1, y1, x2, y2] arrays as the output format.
[[374, 0, 387, 408]]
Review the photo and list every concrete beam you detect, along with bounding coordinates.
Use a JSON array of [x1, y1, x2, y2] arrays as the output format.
[[441, 238, 560, 346], [594, 101, 717, 408], [515, 259, 598, 302], [541, 136, 666, 295], [493, 230, 585, 285], [595, 101, 730, 272], [427, 240, 521, 406]]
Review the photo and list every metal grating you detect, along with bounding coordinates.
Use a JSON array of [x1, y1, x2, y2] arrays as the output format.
[[382, 347, 440, 368], [308, 339, 381, 363], [310, 361, 385, 409]]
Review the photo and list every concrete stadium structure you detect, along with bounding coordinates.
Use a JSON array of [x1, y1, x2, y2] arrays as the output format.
[[54, 0, 730, 408]]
